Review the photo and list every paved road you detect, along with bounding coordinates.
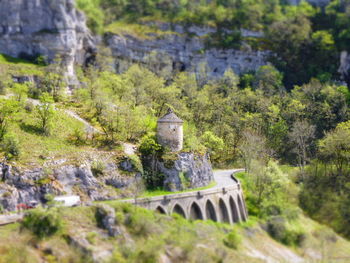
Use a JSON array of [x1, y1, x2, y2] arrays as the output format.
[[212, 169, 245, 189]]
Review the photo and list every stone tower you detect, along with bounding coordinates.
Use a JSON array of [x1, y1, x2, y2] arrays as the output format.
[[157, 109, 183, 152]]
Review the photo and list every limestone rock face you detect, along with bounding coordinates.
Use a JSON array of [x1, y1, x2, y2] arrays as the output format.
[[339, 51, 350, 87], [0, 0, 95, 84], [0, 160, 137, 212], [106, 22, 269, 79], [287, 0, 330, 6], [157, 152, 214, 191]]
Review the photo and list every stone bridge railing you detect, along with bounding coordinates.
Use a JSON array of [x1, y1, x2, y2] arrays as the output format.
[[125, 176, 248, 224]]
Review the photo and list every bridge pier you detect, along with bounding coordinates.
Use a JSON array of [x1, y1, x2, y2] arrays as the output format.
[[128, 178, 248, 225]]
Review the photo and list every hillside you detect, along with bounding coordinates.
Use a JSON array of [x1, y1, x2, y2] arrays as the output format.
[[1, 0, 350, 262], [1, 202, 350, 263]]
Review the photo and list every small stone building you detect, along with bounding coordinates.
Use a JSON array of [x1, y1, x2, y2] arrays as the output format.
[[157, 109, 183, 152]]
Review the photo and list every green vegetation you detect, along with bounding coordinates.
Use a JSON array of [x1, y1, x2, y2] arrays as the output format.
[[21, 208, 65, 239], [1, 48, 350, 239], [105, 21, 175, 39], [75, 0, 350, 88], [0, 0, 350, 251], [0, 202, 349, 262], [141, 181, 217, 198], [0, 53, 43, 76]]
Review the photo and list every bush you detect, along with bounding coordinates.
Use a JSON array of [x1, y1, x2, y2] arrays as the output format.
[[223, 229, 241, 249], [128, 154, 143, 174], [138, 134, 162, 156], [22, 208, 64, 238], [1, 134, 20, 159], [91, 160, 105, 177], [24, 101, 34, 112], [266, 216, 305, 246], [124, 207, 160, 237], [69, 127, 87, 146], [142, 171, 165, 190], [86, 232, 98, 245]]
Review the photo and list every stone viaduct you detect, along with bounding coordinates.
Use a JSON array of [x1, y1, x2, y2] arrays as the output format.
[[126, 170, 248, 224]]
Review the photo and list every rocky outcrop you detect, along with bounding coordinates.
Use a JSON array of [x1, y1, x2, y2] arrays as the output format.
[[0, 160, 138, 212], [157, 152, 214, 191], [0, 0, 95, 85], [106, 22, 269, 80], [339, 51, 350, 87], [96, 204, 121, 237], [288, 0, 330, 6]]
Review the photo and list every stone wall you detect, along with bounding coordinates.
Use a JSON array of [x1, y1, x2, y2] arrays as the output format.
[[124, 181, 248, 224], [157, 122, 183, 152]]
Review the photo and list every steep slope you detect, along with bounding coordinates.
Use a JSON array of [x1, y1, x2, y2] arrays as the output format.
[[0, 0, 95, 84], [0, 203, 350, 263]]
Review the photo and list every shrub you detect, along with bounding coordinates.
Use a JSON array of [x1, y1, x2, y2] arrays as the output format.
[[142, 171, 165, 190], [1, 134, 20, 159], [91, 160, 105, 177], [86, 232, 98, 245], [68, 127, 87, 146], [110, 249, 127, 263], [179, 172, 191, 189], [266, 216, 305, 246], [24, 101, 34, 112], [138, 134, 162, 156], [124, 207, 160, 237], [161, 152, 178, 169], [22, 208, 64, 238], [223, 229, 241, 249], [128, 154, 143, 174], [36, 176, 51, 186]]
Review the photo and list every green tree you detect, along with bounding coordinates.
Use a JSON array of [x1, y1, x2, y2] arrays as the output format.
[[318, 121, 350, 175], [36, 93, 55, 135], [12, 83, 29, 102], [289, 120, 315, 175], [254, 65, 284, 96], [0, 99, 19, 140], [201, 131, 224, 162]]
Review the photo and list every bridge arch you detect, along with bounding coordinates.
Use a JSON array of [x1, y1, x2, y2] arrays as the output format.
[[205, 199, 217, 222], [237, 194, 247, 221], [218, 198, 230, 223], [172, 203, 186, 218], [189, 202, 203, 220], [155, 206, 167, 215], [229, 196, 240, 223]]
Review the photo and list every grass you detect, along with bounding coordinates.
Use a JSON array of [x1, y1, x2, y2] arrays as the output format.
[[1, 203, 350, 262], [140, 181, 217, 198], [0, 53, 43, 76], [0, 54, 37, 65], [6, 108, 89, 165], [105, 21, 176, 40]]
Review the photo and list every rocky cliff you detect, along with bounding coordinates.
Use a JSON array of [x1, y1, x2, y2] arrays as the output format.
[[0, 0, 95, 85], [338, 51, 350, 87], [156, 152, 214, 191], [0, 158, 139, 211], [106, 22, 269, 80], [288, 0, 330, 6]]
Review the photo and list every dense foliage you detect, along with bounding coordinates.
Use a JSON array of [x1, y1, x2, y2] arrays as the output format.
[[0, 0, 349, 243], [77, 0, 350, 87]]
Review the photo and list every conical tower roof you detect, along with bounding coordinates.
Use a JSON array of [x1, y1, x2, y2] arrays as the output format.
[[158, 108, 183, 124]]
